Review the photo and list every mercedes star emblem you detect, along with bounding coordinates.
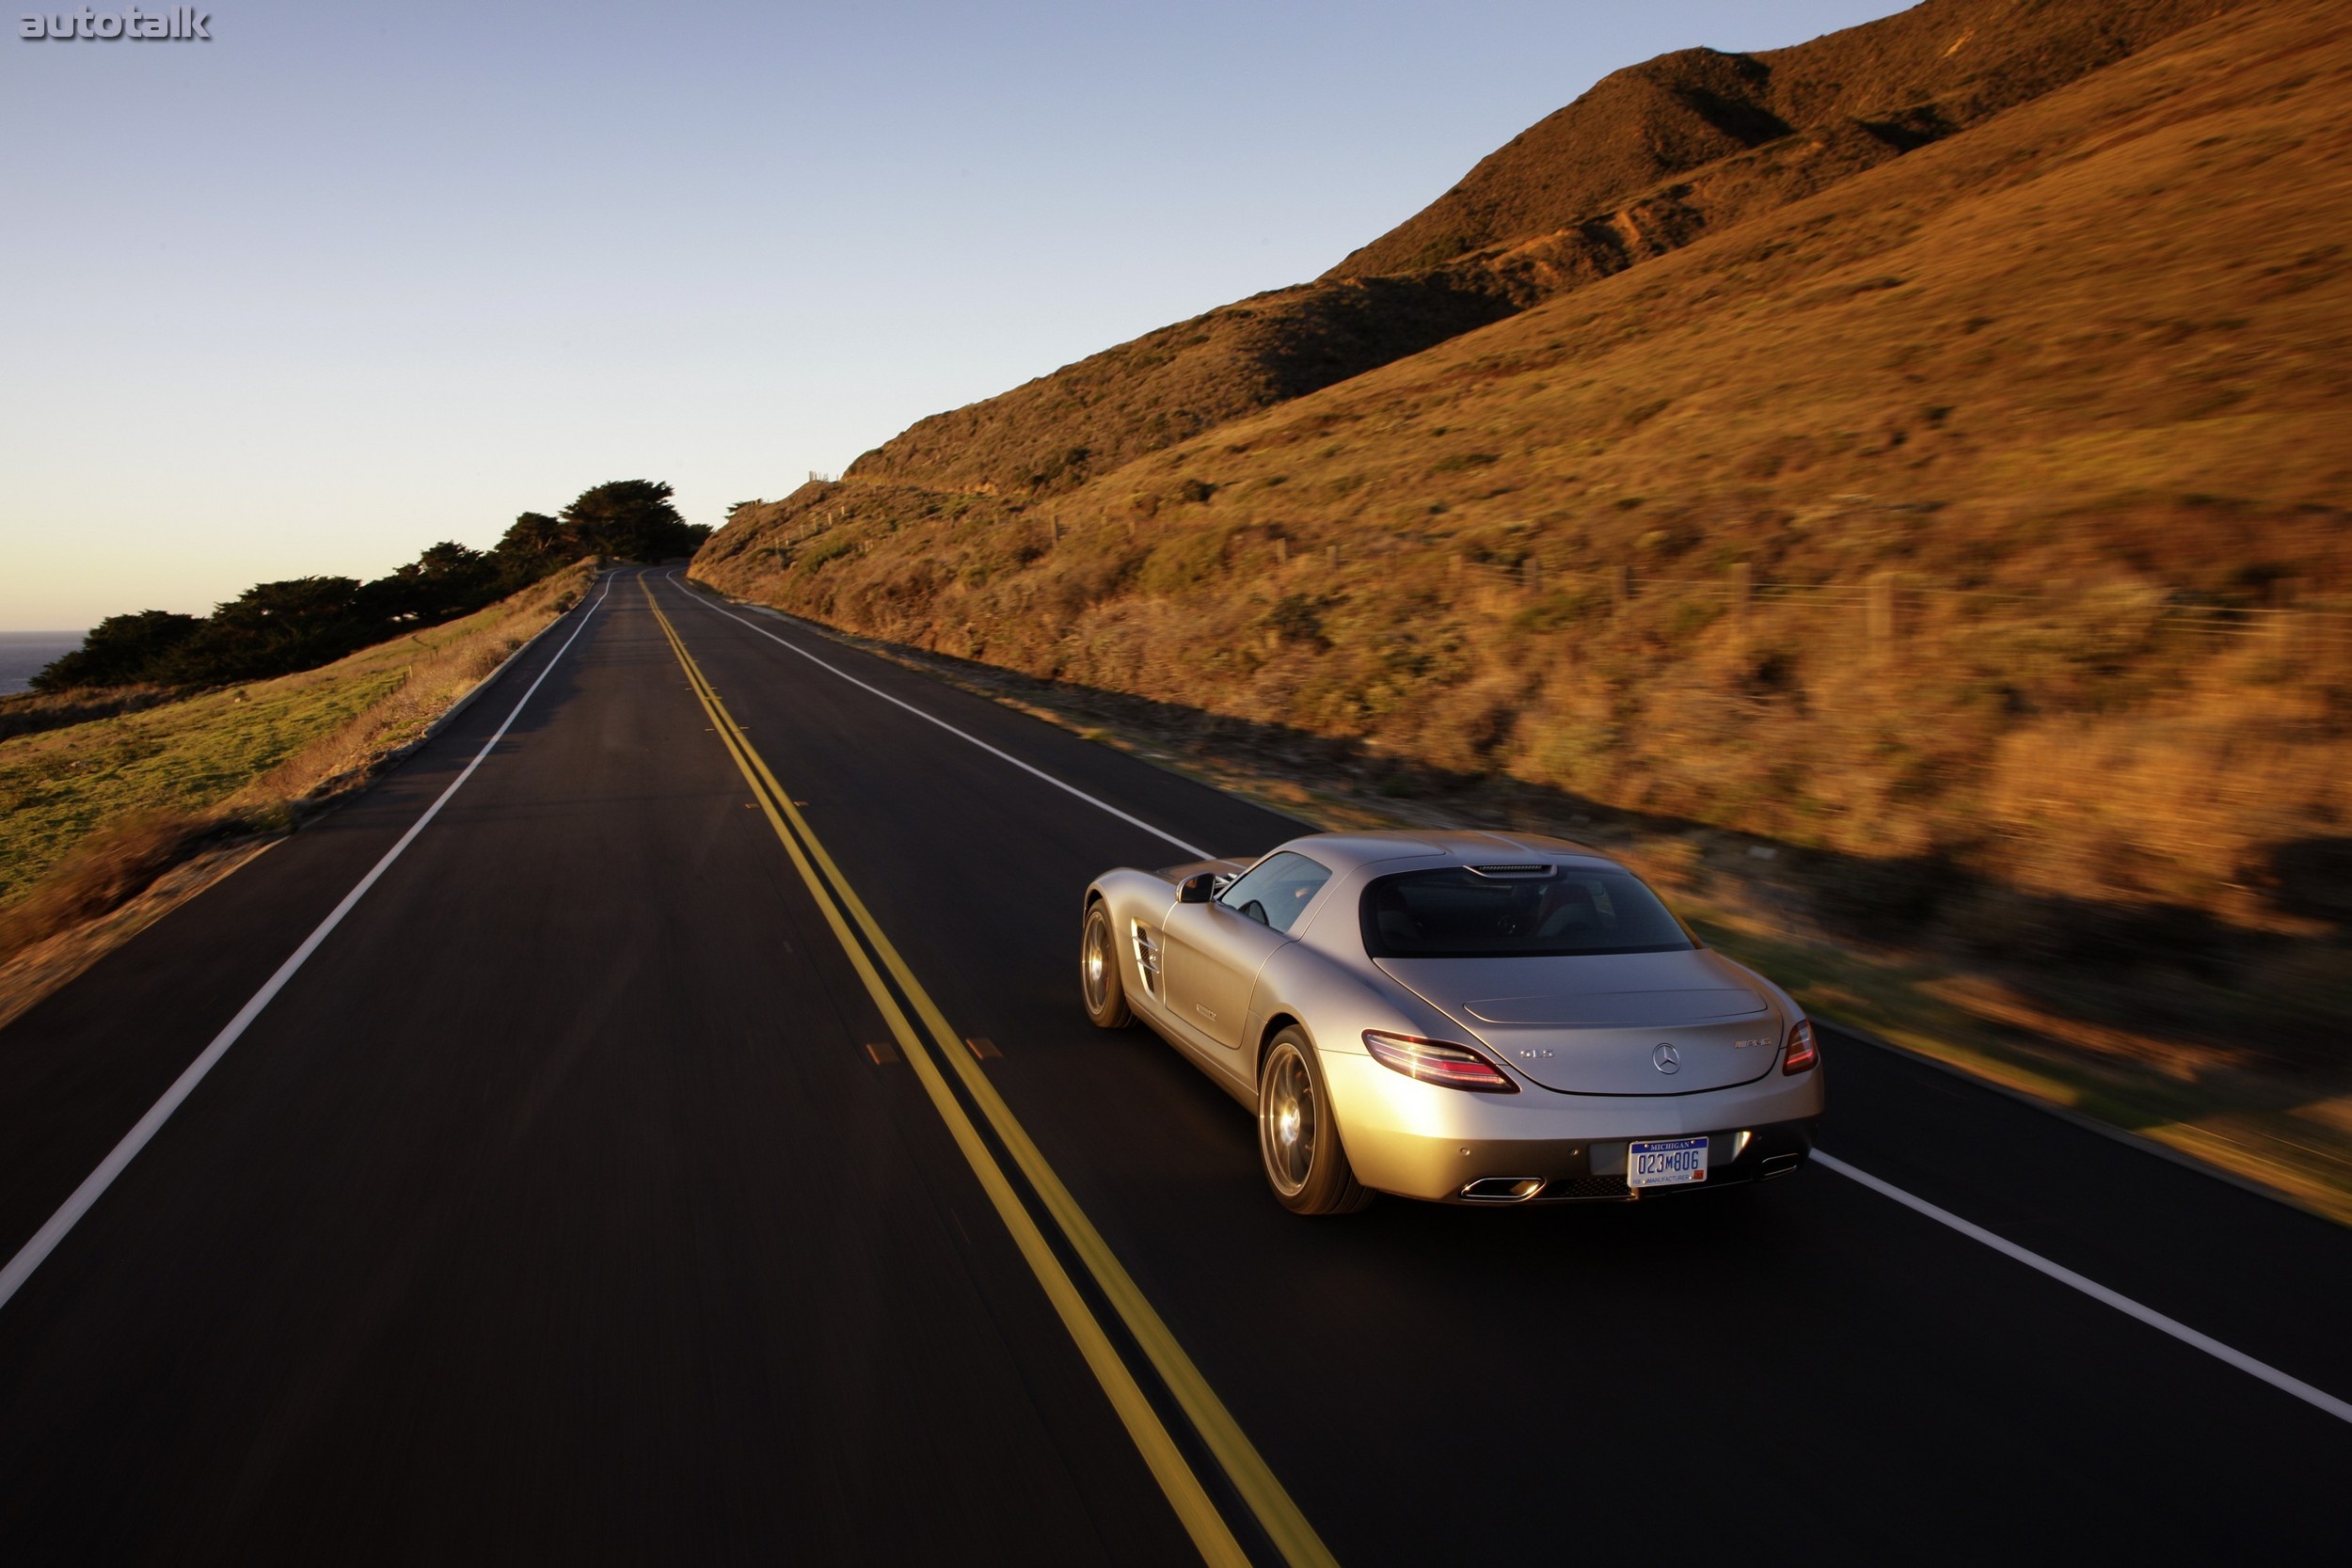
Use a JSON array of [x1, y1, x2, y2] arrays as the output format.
[[1652, 1043, 1681, 1074]]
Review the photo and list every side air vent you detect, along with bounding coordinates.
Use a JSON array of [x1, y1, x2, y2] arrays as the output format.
[[1130, 923, 1165, 1000]]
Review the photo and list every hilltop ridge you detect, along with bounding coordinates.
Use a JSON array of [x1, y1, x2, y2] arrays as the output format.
[[1329, 0, 2236, 279], [840, 0, 2243, 499]]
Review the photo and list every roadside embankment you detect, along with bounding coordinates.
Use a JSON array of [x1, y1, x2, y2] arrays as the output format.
[[0, 560, 598, 1029], [698, 587, 2352, 1228]]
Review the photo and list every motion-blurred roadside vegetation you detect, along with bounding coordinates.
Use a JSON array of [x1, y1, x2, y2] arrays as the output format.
[[700, 3, 2349, 950], [692, 0, 2352, 1210]]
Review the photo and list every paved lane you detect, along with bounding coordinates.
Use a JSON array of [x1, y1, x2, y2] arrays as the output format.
[[0, 578, 1193, 1565], [1, 566, 2346, 1563], [650, 572, 2352, 1562]]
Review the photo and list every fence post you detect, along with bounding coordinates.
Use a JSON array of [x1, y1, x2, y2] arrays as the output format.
[[1730, 562, 1753, 638], [1522, 557, 1542, 594], [1612, 564, 1634, 617], [1275, 535, 1289, 563], [1327, 543, 1342, 571]]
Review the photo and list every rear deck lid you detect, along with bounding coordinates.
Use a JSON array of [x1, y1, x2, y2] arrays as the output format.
[[1376, 952, 1782, 1095]]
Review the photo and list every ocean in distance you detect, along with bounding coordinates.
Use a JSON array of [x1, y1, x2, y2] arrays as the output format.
[[0, 632, 87, 695]]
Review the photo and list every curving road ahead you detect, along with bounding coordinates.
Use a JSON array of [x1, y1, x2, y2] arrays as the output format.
[[1, 569, 2346, 1564]]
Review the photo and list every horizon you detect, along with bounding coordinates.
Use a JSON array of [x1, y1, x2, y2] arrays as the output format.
[[0, 0, 1908, 632]]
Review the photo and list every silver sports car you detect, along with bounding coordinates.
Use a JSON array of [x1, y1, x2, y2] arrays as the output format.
[[1081, 831, 1823, 1213]]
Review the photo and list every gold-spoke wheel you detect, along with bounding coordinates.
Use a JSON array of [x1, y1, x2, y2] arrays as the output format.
[[1261, 1046, 1316, 1196]]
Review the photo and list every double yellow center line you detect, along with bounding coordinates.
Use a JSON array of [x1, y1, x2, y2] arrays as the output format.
[[641, 581, 1338, 1568]]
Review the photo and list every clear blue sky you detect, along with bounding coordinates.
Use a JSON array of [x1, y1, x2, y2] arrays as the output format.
[[0, 0, 1907, 630]]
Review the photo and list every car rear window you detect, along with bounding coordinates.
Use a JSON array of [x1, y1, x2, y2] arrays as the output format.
[[1360, 865, 1695, 958]]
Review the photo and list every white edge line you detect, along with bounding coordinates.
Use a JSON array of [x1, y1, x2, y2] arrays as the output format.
[[657, 574, 1210, 860], [0, 575, 614, 1315], [1812, 1149, 2352, 1425], [419, 584, 575, 741]]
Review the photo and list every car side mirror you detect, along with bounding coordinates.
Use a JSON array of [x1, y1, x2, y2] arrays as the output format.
[[1177, 872, 1218, 904]]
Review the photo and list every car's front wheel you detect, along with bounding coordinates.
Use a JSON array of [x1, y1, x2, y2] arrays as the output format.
[[1080, 900, 1132, 1028], [1258, 1029, 1371, 1215]]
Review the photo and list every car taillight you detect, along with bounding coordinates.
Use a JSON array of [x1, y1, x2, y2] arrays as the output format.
[[1362, 1031, 1518, 1093], [1783, 1018, 1819, 1074]]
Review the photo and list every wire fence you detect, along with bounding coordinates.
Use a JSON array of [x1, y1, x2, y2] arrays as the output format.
[[754, 494, 2347, 658], [1329, 548, 2351, 658]]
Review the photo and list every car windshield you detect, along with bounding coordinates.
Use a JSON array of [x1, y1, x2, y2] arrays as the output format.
[[1218, 850, 1332, 934], [1360, 865, 1694, 958]]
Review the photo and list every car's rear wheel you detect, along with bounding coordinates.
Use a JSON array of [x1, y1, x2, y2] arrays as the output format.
[[1258, 1029, 1372, 1215], [1080, 901, 1132, 1027]]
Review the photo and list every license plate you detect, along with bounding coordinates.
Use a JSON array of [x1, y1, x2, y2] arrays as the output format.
[[1628, 1136, 1708, 1189]]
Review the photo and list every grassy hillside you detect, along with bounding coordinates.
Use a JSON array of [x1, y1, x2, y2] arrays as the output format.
[[697, 0, 2350, 1064], [1329, 0, 2238, 277], [841, 0, 2243, 499]]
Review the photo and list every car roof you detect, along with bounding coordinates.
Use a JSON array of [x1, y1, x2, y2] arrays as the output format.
[[1274, 829, 1626, 876]]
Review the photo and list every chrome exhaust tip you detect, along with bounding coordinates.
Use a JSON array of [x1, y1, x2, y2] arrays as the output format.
[[1460, 1176, 1547, 1202], [1759, 1152, 1803, 1179]]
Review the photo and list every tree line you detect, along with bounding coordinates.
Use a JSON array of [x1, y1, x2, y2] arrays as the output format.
[[35, 480, 707, 692]]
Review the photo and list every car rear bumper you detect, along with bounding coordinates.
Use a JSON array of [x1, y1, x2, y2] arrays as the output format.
[[1320, 1051, 1824, 1203]]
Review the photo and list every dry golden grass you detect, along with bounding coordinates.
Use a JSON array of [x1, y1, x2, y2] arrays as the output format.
[[698, 0, 2351, 937]]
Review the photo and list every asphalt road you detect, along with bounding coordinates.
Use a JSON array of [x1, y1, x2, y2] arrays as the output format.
[[2, 568, 2346, 1564]]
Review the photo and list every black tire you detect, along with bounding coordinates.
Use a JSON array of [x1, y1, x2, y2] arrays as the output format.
[[1257, 1028, 1372, 1215], [1080, 901, 1132, 1028]]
